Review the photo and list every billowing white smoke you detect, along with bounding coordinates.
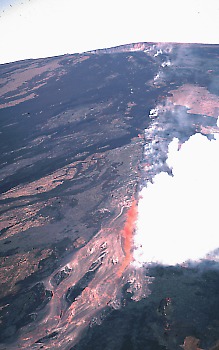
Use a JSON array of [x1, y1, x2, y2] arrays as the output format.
[[134, 126, 219, 266]]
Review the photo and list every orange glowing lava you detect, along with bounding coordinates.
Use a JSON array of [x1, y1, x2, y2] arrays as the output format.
[[118, 199, 138, 277]]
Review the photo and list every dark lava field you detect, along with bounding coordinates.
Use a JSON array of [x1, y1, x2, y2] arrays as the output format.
[[0, 42, 219, 349]]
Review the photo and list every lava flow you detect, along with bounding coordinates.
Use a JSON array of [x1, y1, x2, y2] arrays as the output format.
[[118, 199, 138, 277]]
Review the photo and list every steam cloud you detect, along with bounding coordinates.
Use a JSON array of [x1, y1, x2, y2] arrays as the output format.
[[134, 123, 219, 266]]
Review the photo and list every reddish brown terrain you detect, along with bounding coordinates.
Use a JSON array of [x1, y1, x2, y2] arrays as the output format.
[[169, 84, 219, 117], [0, 42, 219, 350]]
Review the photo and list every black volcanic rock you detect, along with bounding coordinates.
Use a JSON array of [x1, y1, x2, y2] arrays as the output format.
[[53, 266, 72, 286], [72, 265, 219, 350], [0, 282, 52, 342], [0, 42, 219, 349]]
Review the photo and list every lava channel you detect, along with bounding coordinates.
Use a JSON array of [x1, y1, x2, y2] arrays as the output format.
[[118, 199, 138, 277]]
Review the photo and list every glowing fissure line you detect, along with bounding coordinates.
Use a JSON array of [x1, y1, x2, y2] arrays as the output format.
[[118, 199, 138, 276]]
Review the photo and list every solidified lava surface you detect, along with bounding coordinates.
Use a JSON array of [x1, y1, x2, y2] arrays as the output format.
[[0, 42, 219, 349]]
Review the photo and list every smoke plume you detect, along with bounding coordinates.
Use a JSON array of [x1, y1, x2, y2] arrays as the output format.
[[134, 126, 219, 266]]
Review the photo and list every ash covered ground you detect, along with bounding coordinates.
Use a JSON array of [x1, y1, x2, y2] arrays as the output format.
[[0, 42, 219, 350]]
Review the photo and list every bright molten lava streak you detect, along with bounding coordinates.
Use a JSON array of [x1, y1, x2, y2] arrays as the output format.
[[118, 199, 138, 276]]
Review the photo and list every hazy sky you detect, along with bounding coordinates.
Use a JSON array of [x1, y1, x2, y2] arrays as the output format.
[[0, 0, 219, 64]]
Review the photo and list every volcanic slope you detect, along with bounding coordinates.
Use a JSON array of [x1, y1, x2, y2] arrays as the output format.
[[0, 42, 219, 349]]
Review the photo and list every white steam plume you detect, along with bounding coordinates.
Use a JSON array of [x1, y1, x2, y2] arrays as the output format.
[[134, 124, 219, 266]]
